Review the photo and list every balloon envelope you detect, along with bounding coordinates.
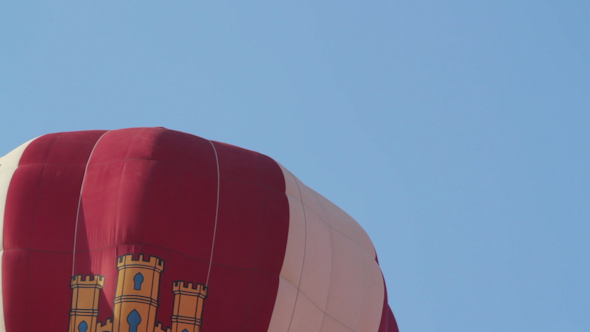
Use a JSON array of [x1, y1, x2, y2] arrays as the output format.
[[0, 128, 398, 332]]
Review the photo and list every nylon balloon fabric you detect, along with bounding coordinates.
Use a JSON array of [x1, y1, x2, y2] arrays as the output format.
[[0, 128, 399, 332]]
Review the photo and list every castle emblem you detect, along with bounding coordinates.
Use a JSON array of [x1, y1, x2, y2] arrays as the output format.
[[68, 254, 207, 332]]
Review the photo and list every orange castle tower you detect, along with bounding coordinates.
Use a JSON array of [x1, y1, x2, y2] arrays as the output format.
[[171, 282, 208, 332], [113, 254, 165, 332], [69, 275, 105, 332]]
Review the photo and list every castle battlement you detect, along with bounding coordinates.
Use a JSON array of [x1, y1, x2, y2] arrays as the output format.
[[97, 318, 112, 327], [70, 275, 105, 288], [117, 254, 165, 272], [97, 318, 113, 332], [172, 281, 208, 298], [155, 322, 171, 332]]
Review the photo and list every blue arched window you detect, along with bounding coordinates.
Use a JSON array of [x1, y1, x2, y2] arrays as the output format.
[[182, 329, 189, 332], [78, 321, 88, 332], [133, 272, 144, 290], [127, 310, 141, 332]]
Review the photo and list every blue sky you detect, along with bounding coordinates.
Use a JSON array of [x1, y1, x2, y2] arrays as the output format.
[[1, 1, 588, 331]]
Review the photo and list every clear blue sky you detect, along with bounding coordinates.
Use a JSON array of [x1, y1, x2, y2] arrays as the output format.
[[1, 1, 588, 331]]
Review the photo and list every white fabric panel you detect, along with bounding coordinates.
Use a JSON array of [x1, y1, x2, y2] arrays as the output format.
[[313, 190, 377, 259], [268, 165, 307, 331], [326, 230, 366, 328], [0, 139, 35, 332], [267, 277, 299, 332], [299, 207, 332, 311], [268, 164, 386, 332], [358, 257, 386, 332]]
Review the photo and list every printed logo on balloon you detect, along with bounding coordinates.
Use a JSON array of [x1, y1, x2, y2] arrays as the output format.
[[67, 254, 208, 332]]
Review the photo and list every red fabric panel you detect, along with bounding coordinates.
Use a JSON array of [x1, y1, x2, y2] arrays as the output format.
[[2, 250, 30, 330], [2, 128, 289, 332], [3, 131, 107, 331], [378, 282, 400, 332]]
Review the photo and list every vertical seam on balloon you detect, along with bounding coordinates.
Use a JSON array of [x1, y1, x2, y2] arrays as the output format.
[[286, 175, 308, 332], [205, 140, 220, 287], [72, 131, 109, 276], [238, 153, 263, 332], [191, 145, 213, 331], [355, 249, 368, 332], [25, 133, 59, 332], [240, 156, 261, 331], [313, 190, 332, 330]]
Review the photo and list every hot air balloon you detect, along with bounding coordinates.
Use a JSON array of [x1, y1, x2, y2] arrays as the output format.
[[0, 128, 398, 332]]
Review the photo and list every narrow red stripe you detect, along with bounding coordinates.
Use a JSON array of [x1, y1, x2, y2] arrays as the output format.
[[378, 281, 400, 332]]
